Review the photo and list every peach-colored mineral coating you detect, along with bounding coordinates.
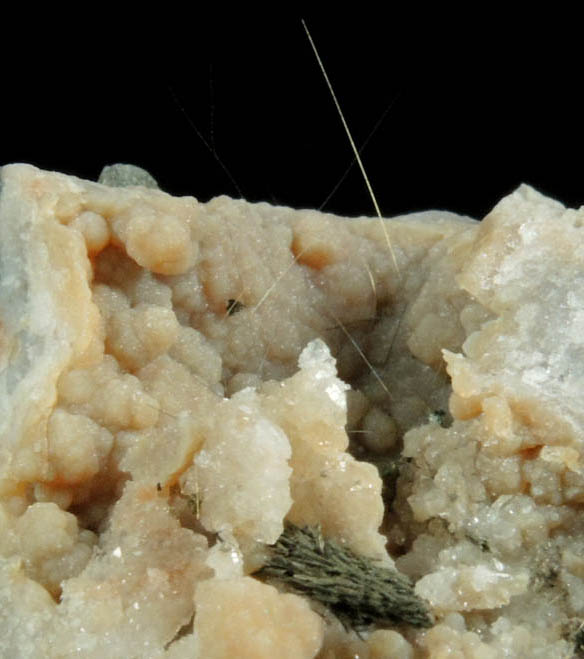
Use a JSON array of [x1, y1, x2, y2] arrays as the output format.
[[2, 163, 584, 657], [0, 163, 466, 658], [192, 577, 324, 659]]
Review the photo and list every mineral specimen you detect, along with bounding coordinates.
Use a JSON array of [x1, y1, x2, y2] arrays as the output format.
[[255, 523, 434, 629], [1, 163, 583, 657]]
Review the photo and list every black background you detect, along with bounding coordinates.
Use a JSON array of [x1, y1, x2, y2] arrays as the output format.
[[3, 17, 581, 220]]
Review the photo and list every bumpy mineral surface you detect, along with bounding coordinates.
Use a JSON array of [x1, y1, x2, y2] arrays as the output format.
[[1, 163, 583, 657]]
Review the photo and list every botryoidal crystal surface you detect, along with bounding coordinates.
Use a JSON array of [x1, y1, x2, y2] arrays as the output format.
[[1, 163, 583, 657]]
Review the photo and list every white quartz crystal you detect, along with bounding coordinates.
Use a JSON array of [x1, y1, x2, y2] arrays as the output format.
[[190, 386, 293, 545]]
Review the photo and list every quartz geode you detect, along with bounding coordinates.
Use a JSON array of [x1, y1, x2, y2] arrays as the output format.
[[1, 163, 583, 657]]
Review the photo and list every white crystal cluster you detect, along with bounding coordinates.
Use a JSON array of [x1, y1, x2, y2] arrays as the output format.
[[1, 164, 583, 657]]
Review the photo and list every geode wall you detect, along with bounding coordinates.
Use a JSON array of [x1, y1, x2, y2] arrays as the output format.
[[1, 163, 583, 658]]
